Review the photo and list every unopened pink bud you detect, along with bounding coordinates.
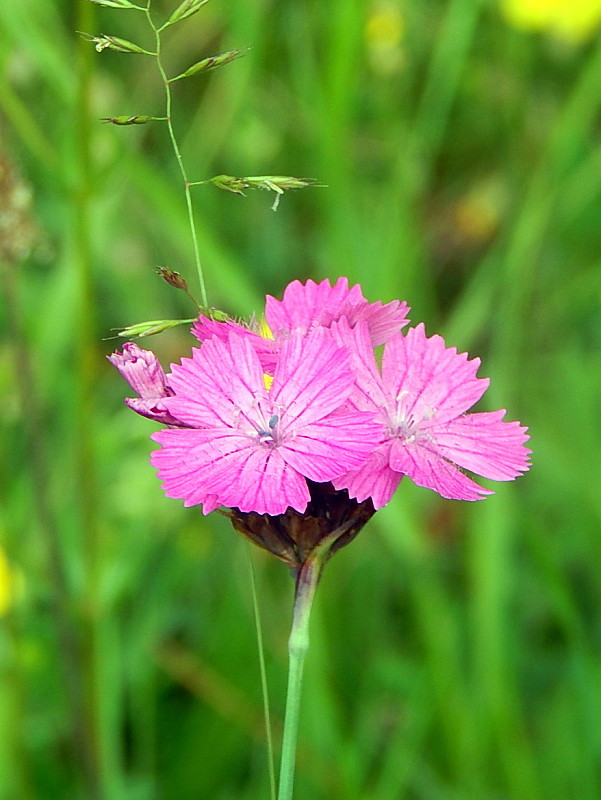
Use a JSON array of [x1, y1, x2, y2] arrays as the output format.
[[108, 343, 185, 426]]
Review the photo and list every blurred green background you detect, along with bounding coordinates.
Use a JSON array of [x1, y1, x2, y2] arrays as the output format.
[[2, 0, 601, 798]]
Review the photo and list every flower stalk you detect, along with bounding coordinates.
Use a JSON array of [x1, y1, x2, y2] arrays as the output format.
[[276, 515, 362, 800], [277, 549, 325, 800]]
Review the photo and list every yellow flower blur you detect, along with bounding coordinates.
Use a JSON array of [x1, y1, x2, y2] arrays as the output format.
[[501, 0, 601, 42], [0, 546, 15, 616], [365, 3, 406, 76]]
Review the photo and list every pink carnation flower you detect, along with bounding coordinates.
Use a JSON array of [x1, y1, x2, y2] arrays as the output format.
[[151, 328, 383, 516], [107, 342, 185, 427], [332, 321, 531, 507], [265, 277, 409, 346], [192, 277, 410, 371]]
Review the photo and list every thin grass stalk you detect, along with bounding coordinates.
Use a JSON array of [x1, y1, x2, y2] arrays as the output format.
[[247, 547, 277, 800], [144, 1, 209, 307]]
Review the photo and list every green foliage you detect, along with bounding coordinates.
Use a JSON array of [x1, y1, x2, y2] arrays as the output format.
[[1, 0, 601, 798]]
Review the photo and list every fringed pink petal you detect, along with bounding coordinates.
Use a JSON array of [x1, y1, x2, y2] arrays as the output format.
[[151, 428, 310, 516], [333, 456, 403, 511], [382, 325, 489, 425], [266, 277, 409, 344], [191, 315, 277, 372], [166, 335, 268, 428], [270, 329, 355, 428], [343, 299, 410, 346], [330, 319, 390, 412], [200, 495, 222, 515], [390, 438, 493, 500], [151, 428, 246, 508], [334, 443, 402, 508], [432, 411, 531, 481], [124, 397, 187, 427], [265, 277, 362, 333], [201, 447, 310, 515]]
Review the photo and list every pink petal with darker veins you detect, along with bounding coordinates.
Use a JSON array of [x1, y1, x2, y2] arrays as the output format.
[[280, 413, 383, 482], [265, 277, 364, 333], [108, 342, 172, 398], [109, 343, 186, 426], [432, 411, 531, 481], [334, 442, 402, 508], [382, 324, 489, 425], [165, 334, 269, 429], [389, 438, 493, 501], [270, 328, 356, 428], [329, 318, 390, 413], [343, 298, 410, 346], [191, 315, 277, 371], [266, 277, 409, 345], [151, 427, 244, 510], [153, 426, 310, 515], [202, 446, 310, 515]]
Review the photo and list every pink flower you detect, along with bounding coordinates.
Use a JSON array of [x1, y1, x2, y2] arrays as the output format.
[[265, 277, 410, 346], [107, 343, 185, 426], [150, 328, 383, 516], [332, 321, 531, 506], [191, 277, 410, 371]]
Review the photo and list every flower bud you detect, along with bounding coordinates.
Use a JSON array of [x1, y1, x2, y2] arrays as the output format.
[[112, 318, 195, 338], [108, 343, 186, 426], [156, 267, 189, 291]]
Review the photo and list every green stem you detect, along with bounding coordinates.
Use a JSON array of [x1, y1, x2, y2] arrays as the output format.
[[276, 513, 366, 800], [144, 2, 209, 307], [277, 552, 324, 800], [246, 546, 277, 800]]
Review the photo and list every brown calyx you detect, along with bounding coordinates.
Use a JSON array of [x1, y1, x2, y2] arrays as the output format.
[[226, 481, 376, 569]]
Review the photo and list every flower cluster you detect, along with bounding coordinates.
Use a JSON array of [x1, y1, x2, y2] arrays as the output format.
[[110, 278, 530, 550], [501, 0, 601, 42]]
